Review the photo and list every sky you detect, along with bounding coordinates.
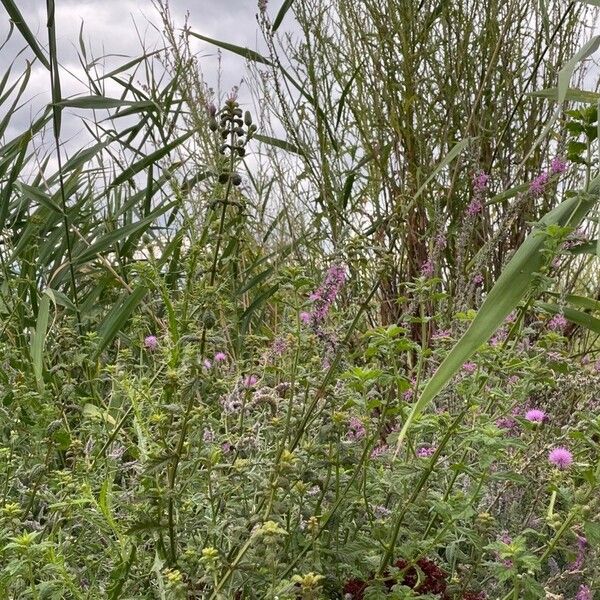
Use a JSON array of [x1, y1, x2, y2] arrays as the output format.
[[0, 0, 270, 148]]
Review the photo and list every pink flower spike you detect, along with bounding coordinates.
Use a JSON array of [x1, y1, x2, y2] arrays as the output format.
[[144, 335, 158, 350], [548, 446, 573, 469], [524, 409, 545, 423], [550, 156, 568, 175]]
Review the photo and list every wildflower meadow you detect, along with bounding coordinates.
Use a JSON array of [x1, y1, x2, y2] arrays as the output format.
[[1, 0, 600, 598]]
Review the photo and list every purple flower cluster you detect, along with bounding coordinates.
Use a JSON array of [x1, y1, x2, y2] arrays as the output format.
[[347, 416, 366, 441], [421, 259, 435, 278], [303, 264, 346, 327], [576, 585, 592, 600], [529, 156, 568, 197], [466, 170, 490, 217], [547, 314, 568, 332], [417, 446, 436, 458], [570, 533, 588, 571]]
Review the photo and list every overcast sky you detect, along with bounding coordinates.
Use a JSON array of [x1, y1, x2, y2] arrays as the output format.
[[1, 0, 270, 147]]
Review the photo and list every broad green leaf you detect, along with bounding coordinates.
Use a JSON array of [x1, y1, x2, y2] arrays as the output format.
[[546, 292, 600, 312], [395, 176, 600, 451]]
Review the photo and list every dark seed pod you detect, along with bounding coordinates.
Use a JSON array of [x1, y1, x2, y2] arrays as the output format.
[[236, 127, 245, 136], [218, 173, 229, 184], [234, 108, 243, 117], [209, 118, 218, 132], [219, 144, 228, 154], [244, 111, 252, 126], [203, 310, 217, 328], [237, 139, 245, 147], [234, 118, 244, 126], [237, 147, 246, 157], [231, 173, 242, 186], [221, 130, 229, 139]]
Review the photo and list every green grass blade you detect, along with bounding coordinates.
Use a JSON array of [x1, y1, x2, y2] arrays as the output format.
[[272, 0, 294, 32], [30, 291, 51, 392], [93, 285, 148, 359], [0, 0, 50, 69]]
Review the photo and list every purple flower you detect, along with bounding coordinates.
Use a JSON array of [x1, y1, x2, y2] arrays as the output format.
[[203, 359, 212, 369], [507, 375, 519, 386], [300, 311, 311, 324], [435, 233, 447, 250], [271, 337, 287, 356], [371, 444, 388, 458], [466, 199, 483, 216], [203, 428, 214, 443], [548, 314, 568, 332], [214, 351, 227, 362], [421, 259, 435, 278], [570, 533, 587, 571], [548, 446, 573, 469], [243, 375, 258, 388], [347, 416, 366, 441], [374, 505, 392, 519], [472, 273, 484, 286], [472, 170, 491, 193], [595, 359, 600, 373], [550, 156, 568, 175], [462, 361, 477, 374], [576, 585, 592, 600], [529, 172, 550, 197], [144, 335, 158, 350], [417, 446, 435, 458], [524, 409, 546, 423], [432, 329, 451, 341]]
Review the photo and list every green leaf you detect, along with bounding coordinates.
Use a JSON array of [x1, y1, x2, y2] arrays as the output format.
[[109, 129, 197, 188], [73, 201, 175, 265], [0, 0, 50, 69], [394, 176, 600, 451], [56, 95, 156, 110], [272, 0, 294, 32], [30, 291, 51, 392], [189, 32, 273, 66], [93, 286, 148, 359], [254, 133, 303, 155], [538, 302, 600, 333], [528, 87, 600, 103]]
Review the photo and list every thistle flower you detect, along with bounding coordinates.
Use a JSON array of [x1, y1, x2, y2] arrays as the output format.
[[548, 446, 573, 469], [524, 408, 546, 423], [472, 273, 484, 286], [214, 351, 227, 362], [243, 375, 258, 388], [203, 359, 212, 369], [144, 335, 158, 350]]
